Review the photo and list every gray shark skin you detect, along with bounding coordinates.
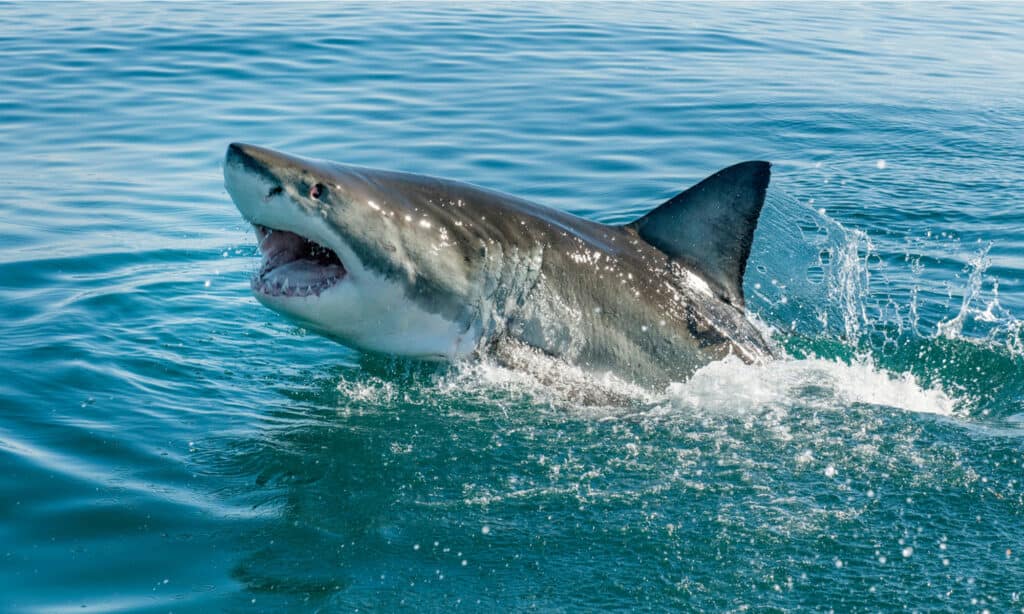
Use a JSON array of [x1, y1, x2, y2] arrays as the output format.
[[224, 143, 774, 387]]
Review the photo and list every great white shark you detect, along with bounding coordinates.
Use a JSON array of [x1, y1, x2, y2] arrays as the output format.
[[224, 143, 774, 386]]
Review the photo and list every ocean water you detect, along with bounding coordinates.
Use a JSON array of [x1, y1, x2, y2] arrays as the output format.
[[1, 2, 1022, 611]]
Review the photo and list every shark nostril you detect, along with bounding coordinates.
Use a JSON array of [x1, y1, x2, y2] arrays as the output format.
[[267, 186, 283, 198]]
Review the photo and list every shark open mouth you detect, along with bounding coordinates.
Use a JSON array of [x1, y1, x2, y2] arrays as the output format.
[[252, 225, 346, 297]]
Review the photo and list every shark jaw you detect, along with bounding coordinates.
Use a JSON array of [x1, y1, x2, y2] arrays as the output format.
[[223, 143, 358, 307], [251, 224, 347, 299]]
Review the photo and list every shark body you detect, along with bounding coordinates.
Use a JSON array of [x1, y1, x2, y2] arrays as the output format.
[[224, 143, 773, 386]]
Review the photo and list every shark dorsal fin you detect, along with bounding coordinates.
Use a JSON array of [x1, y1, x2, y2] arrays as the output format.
[[625, 161, 770, 307]]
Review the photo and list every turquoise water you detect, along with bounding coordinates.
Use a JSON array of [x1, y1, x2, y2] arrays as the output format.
[[2, 2, 1023, 611]]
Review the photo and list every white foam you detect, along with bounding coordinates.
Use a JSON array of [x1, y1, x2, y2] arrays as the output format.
[[434, 347, 959, 420], [665, 355, 957, 416]]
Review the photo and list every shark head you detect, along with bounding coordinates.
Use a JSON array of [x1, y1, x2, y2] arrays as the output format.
[[223, 143, 484, 359]]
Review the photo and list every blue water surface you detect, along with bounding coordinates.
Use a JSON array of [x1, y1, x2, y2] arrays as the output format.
[[1, 3, 1023, 611]]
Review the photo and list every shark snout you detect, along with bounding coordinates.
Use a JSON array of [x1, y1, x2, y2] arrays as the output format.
[[227, 142, 286, 174], [225, 142, 318, 190], [225, 145, 275, 220], [225, 142, 262, 177]]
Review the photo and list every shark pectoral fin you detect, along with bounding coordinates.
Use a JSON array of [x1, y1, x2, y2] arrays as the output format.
[[625, 161, 770, 308]]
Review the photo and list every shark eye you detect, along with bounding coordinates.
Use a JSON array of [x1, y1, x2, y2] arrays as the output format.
[[310, 183, 326, 200]]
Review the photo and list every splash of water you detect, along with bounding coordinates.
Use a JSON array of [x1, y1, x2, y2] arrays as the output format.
[[932, 243, 1022, 356], [425, 350, 958, 420], [751, 192, 1021, 359], [745, 190, 1022, 419], [665, 355, 956, 416]]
